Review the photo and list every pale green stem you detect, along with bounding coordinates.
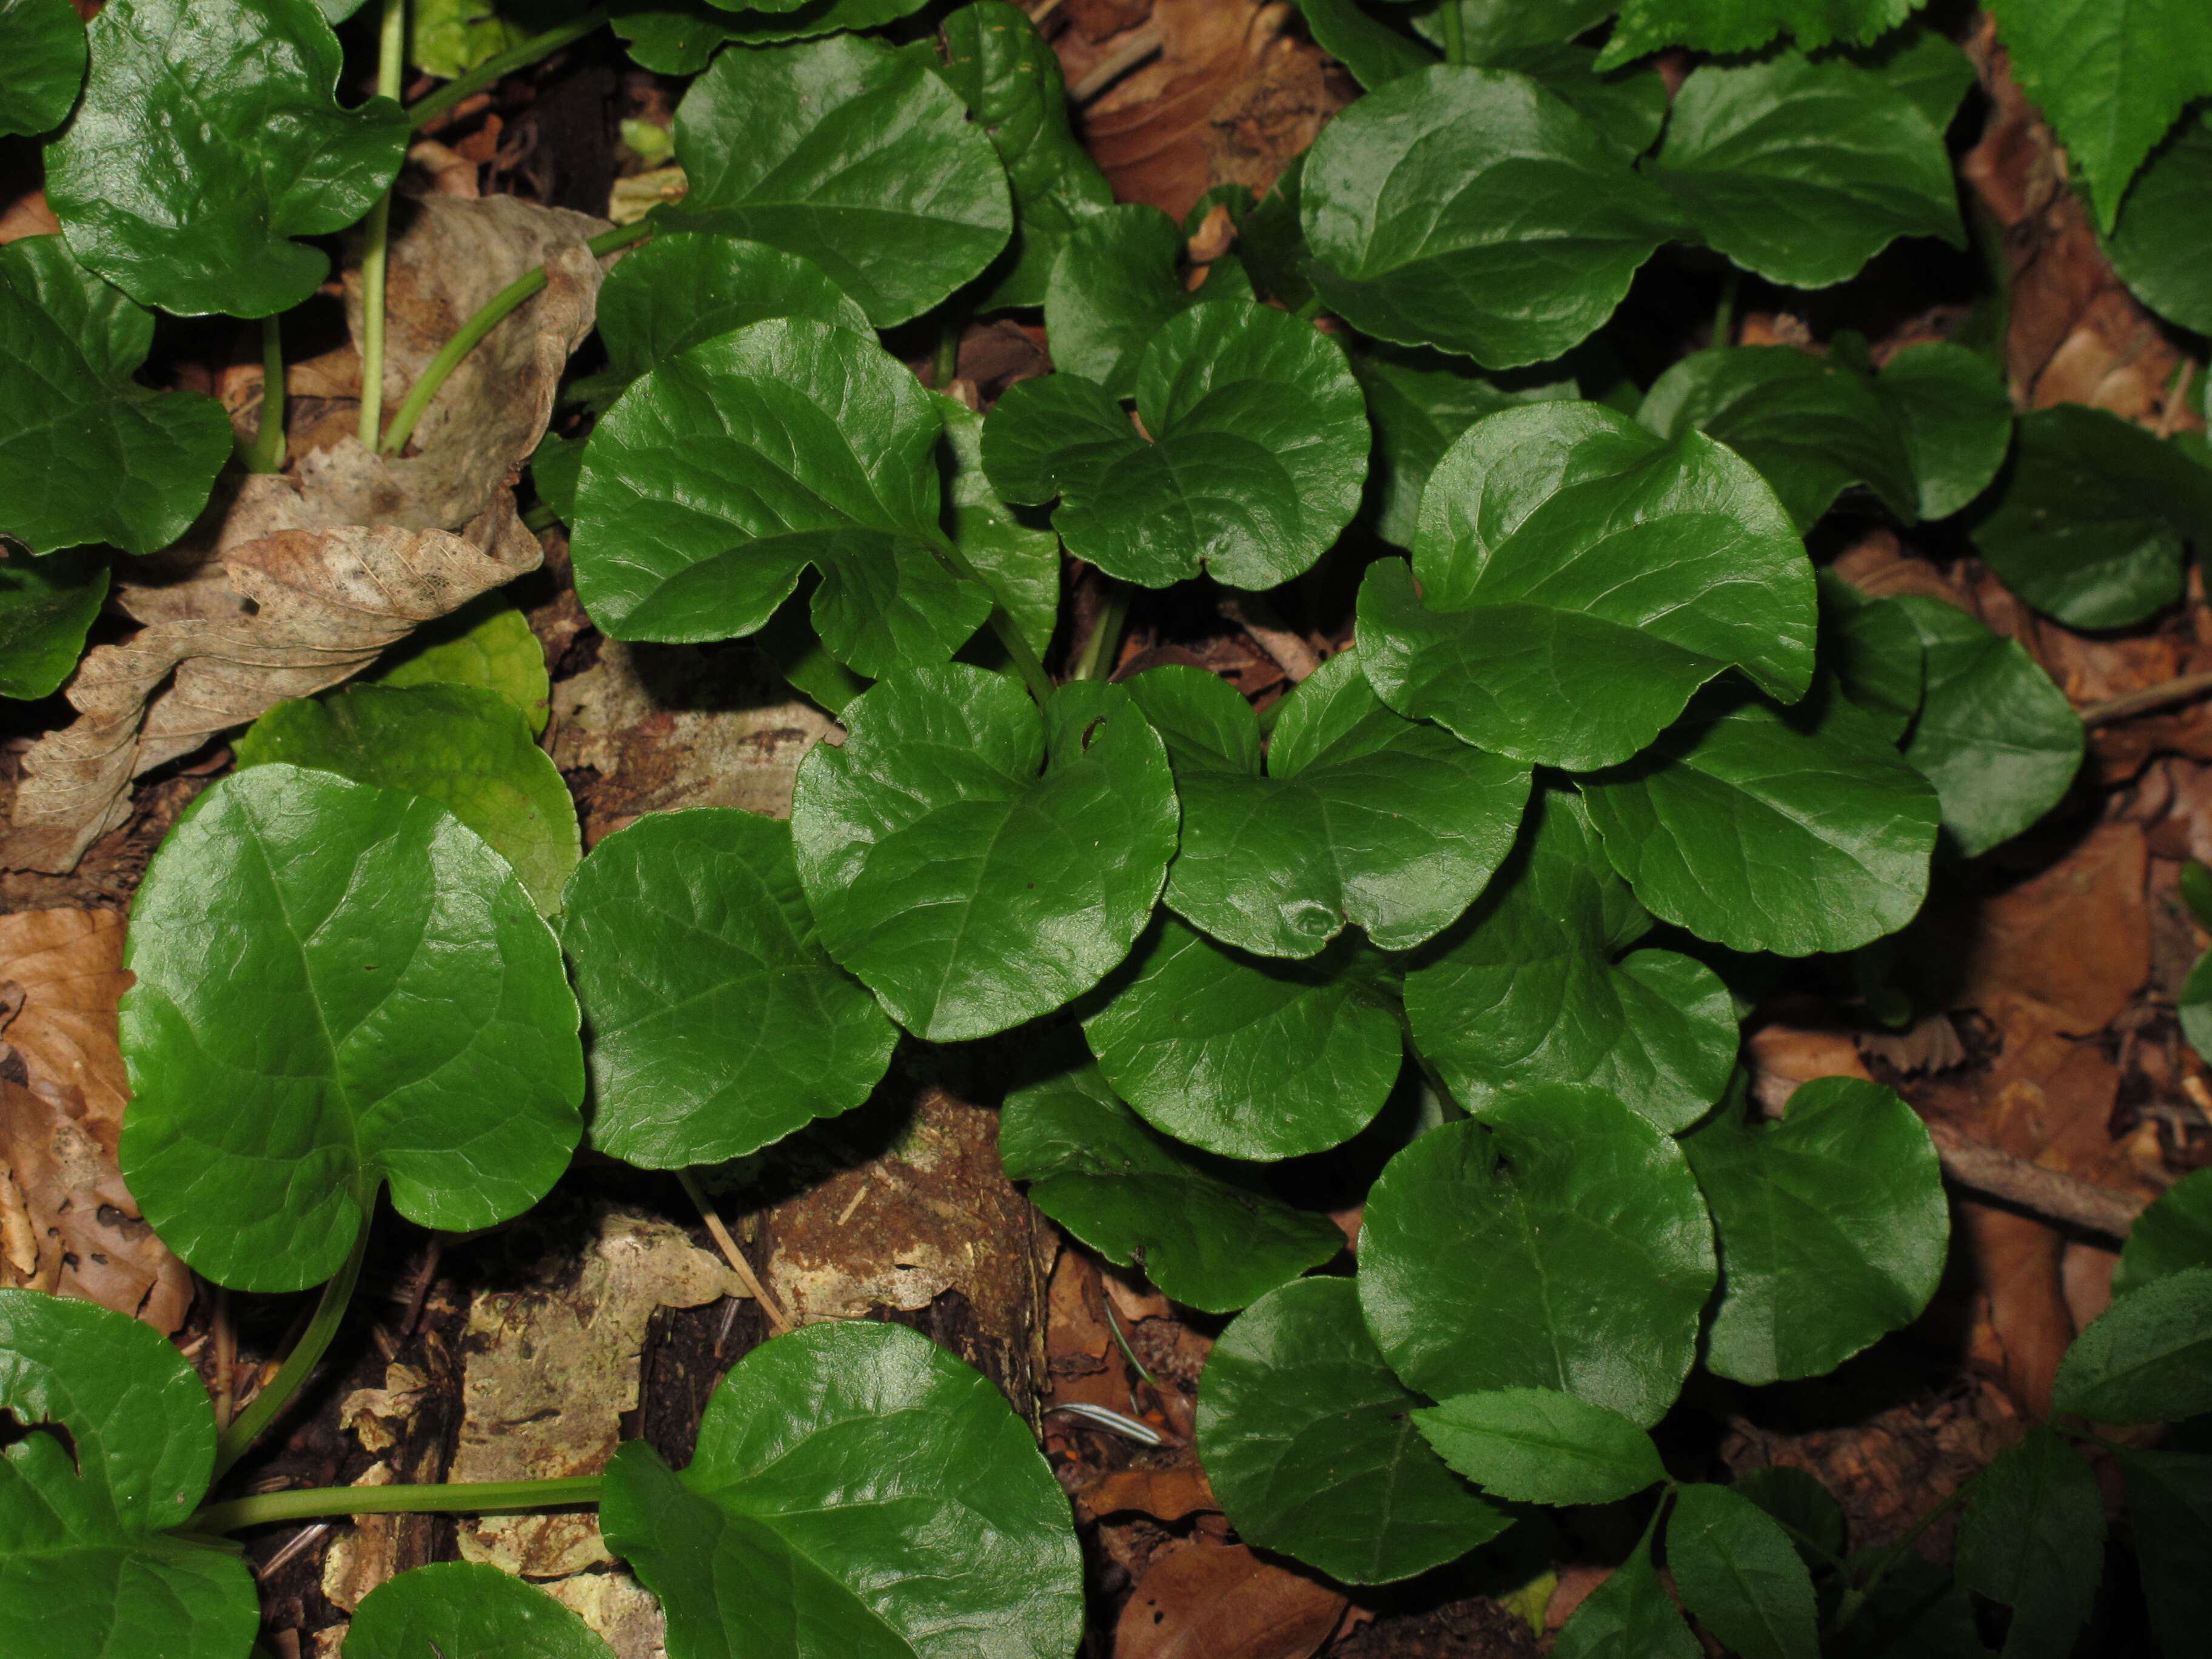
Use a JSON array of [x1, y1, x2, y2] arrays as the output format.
[[931, 534, 1054, 705], [244, 315, 286, 475], [1712, 267, 1741, 350], [195, 1476, 601, 1535], [1070, 579, 1129, 682], [1828, 1478, 1974, 1635], [407, 7, 612, 130], [1439, 1, 1465, 65], [357, 0, 407, 447], [211, 1212, 373, 1481]]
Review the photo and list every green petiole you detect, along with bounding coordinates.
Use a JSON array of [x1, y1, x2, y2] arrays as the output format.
[[357, 0, 408, 448], [406, 8, 615, 132], [212, 1207, 374, 1480], [194, 1475, 602, 1535]]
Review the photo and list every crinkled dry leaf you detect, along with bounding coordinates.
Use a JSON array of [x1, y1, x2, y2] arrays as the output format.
[[1115, 1539, 1345, 1659]]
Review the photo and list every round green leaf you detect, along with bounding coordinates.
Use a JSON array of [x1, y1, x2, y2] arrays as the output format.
[[1872, 341, 2014, 521], [368, 593, 551, 735], [1666, 1483, 1820, 1659], [982, 301, 1369, 591], [1600, 0, 1916, 64], [615, 0, 930, 71], [1473, 43, 1670, 159], [793, 667, 1178, 1042], [1359, 1089, 1718, 1426], [1198, 1277, 1510, 1585], [661, 33, 1011, 326], [999, 1051, 1343, 1313], [1404, 788, 1737, 1130], [1647, 49, 1961, 290], [0, 547, 107, 702], [0, 236, 232, 557], [1972, 403, 2212, 630], [1580, 685, 1941, 957], [2104, 110, 2212, 336], [562, 809, 896, 1170], [0, 0, 84, 137], [1955, 1427, 2106, 1657], [2051, 1267, 2212, 1424], [1355, 400, 1815, 771], [1818, 575, 1925, 743], [0, 1290, 257, 1659], [1082, 917, 1404, 1160], [2115, 1168, 2212, 1297], [1683, 1076, 1947, 1385], [600, 1319, 1082, 1659], [1295, 0, 1435, 90], [119, 765, 584, 1291], [235, 682, 581, 917], [1123, 654, 1528, 959], [1041, 205, 1195, 399], [346, 1563, 614, 1659], [937, 393, 1061, 661], [1638, 346, 1919, 530], [571, 319, 990, 672], [1413, 1387, 1666, 1506], [1301, 65, 1682, 368], [45, 0, 409, 318], [1891, 595, 2082, 859]]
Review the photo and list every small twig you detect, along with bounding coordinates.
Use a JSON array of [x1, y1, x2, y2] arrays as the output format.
[[255, 1522, 330, 1580], [1219, 593, 1323, 683], [1101, 1296, 1161, 1388], [2157, 360, 2197, 440], [2078, 669, 2212, 726], [1070, 32, 1161, 104], [676, 1168, 794, 1335], [1922, 1118, 2148, 1240]]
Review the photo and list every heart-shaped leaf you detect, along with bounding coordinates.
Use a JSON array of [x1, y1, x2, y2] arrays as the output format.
[[999, 1049, 1343, 1312], [983, 301, 1369, 591], [1955, 1427, 2106, 1659], [1082, 917, 1404, 1160], [1041, 205, 1196, 399], [2051, 1267, 2212, 1424], [2102, 110, 2212, 336], [1666, 1483, 1820, 1659], [659, 33, 1010, 326], [367, 594, 551, 734], [1355, 400, 1814, 771], [1872, 341, 2014, 520], [0, 548, 107, 702], [562, 808, 896, 1169], [0, 1290, 257, 1659], [235, 683, 581, 917], [1413, 1387, 1666, 1506], [2114, 1168, 2212, 1296], [1579, 683, 1940, 956], [2114, 1447, 2212, 1658], [1197, 1277, 1510, 1585], [937, 391, 1060, 659], [601, 1319, 1082, 1659], [1890, 595, 2082, 858], [1301, 65, 1682, 367], [0, 236, 232, 557], [345, 1563, 615, 1658], [615, 0, 929, 71], [1123, 655, 1528, 959], [1552, 1507, 1700, 1659], [571, 320, 991, 671], [45, 0, 409, 318], [0, 0, 84, 137], [1359, 1088, 1717, 1426], [793, 667, 1178, 1041], [1403, 788, 1737, 1129], [1683, 1076, 1947, 1385], [1971, 403, 2212, 630], [118, 765, 583, 1290]]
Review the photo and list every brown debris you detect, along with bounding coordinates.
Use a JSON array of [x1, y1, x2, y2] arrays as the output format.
[[1114, 1538, 1346, 1659]]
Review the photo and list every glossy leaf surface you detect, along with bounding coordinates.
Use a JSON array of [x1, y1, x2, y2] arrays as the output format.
[[937, 393, 1061, 657], [345, 1563, 614, 1659], [612, 0, 936, 72], [1820, 577, 1924, 743], [1873, 340, 2014, 520], [1601, 0, 1918, 64], [2114, 1168, 2212, 1296], [1956, 1428, 2105, 1659], [1666, 1483, 1819, 1659], [367, 594, 551, 735], [1413, 1388, 1665, 1506], [2103, 111, 2212, 337], [0, 0, 83, 137], [1551, 1509, 1698, 1659], [0, 548, 106, 702], [2051, 1267, 2212, 1424], [1041, 205, 1195, 399]]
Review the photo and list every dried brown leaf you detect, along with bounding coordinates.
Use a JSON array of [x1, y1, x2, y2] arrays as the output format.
[[1116, 1540, 1345, 1659], [1082, 1464, 1219, 1521], [1948, 823, 2150, 1033]]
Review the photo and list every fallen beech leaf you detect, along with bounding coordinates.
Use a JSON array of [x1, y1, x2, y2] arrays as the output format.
[[1083, 1464, 1218, 1520], [1116, 1539, 1345, 1659], [1949, 822, 2150, 1033]]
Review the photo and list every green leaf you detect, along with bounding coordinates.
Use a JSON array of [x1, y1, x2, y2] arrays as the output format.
[[1580, 683, 1941, 956], [367, 593, 551, 736], [0, 1290, 257, 1659], [600, 1319, 1082, 1659], [118, 764, 583, 1290], [1481, 44, 1672, 159], [0, 0, 84, 137], [1854, 22, 1976, 132], [1197, 1276, 1510, 1585], [0, 548, 106, 702], [1239, 155, 1312, 313], [936, 392, 1061, 659], [531, 429, 585, 525], [2103, 111, 2212, 336], [1872, 341, 2014, 521], [2114, 1447, 2212, 1658], [937, 1, 1113, 309], [45, 0, 409, 318], [235, 683, 580, 917], [615, 0, 928, 70], [571, 320, 991, 672], [1647, 49, 1962, 290], [561, 809, 896, 1170], [1826, 1552, 1981, 1659], [0, 236, 232, 557], [793, 668, 1178, 1042], [2114, 1168, 2212, 1296], [984, 301, 1369, 591], [1731, 1467, 1845, 1568], [1987, 0, 2212, 232], [999, 1050, 1343, 1312], [660, 33, 1011, 326], [1552, 1507, 1700, 1659], [1359, 1089, 1718, 1426], [1122, 655, 1528, 958], [1083, 917, 1404, 1160], [1413, 1387, 1666, 1506], [1041, 205, 1194, 399], [2188, 945, 2212, 1067], [1301, 65, 1683, 369], [1404, 788, 1738, 1130], [1683, 1076, 1947, 1384], [1819, 576, 1925, 743], [1891, 594, 2082, 859], [1665, 1483, 1820, 1659], [1354, 400, 1815, 771], [1294, 0, 1435, 90], [345, 1563, 615, 1659], [1971, 403, 2212, 630], [412, 0, 530, 78], [1601, 0, 1920, 65], [1955, 1428, 2105, 1659], [2051, 1266, 2212, 1423]]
